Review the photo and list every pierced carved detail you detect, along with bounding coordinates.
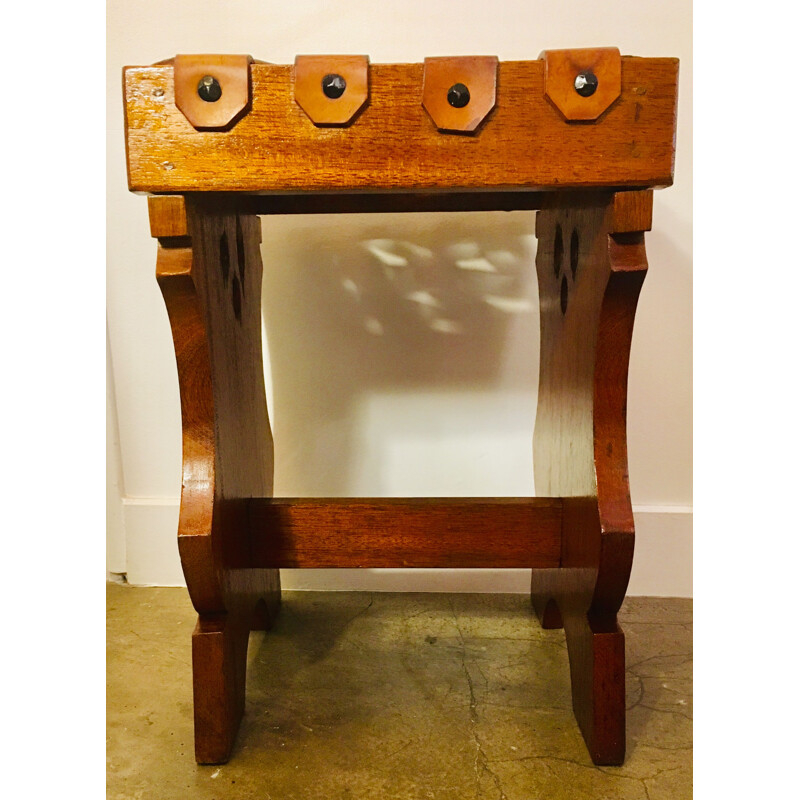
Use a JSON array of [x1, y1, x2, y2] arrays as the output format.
[[531, 191, 651, 765], [218, 219, 248, 323], [552, 220, 581, 316]]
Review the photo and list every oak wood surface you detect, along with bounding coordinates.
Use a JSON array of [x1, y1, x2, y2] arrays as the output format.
[[135, 39, 669, 760], [152, 196, 282, 762], [191, 615, 251, 764], [124, 57, 678, 193], [612, 189, 653, 232], [248, 498, 562, 568], [146, 186, 656, 767], [154, 198, 282, 617], [529, 190, 650, 764], [147, 194, 188, 237]]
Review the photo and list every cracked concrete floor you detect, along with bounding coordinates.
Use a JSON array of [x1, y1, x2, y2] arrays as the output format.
[[107, 585, 692, 799]]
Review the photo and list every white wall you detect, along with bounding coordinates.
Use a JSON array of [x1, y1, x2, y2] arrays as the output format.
[[107, 1, 692, 595], [106, 326, 127, 577]]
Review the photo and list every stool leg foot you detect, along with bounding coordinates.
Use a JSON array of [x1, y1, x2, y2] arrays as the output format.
[[191, 614, 251, 764], [564, 613, 626, 766]]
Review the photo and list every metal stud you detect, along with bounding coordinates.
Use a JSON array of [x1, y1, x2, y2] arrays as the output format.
[[321, 73, 347, 99], [573, 71, 598, 98], [197, 75, 222, 103], [447, 82, 471, 108]]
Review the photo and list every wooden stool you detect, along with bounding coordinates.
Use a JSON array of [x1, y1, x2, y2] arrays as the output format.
[[122, 48, 679, 766]]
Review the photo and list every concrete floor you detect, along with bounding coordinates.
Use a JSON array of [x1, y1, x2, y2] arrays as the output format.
[[107, 585, 691, 799]]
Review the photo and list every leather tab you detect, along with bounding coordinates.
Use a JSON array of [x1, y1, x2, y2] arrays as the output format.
[[174, 54, 252, 130], [422, 56, 498, 134], [543, 48, 621, 122], [294, 55, 369, 126]]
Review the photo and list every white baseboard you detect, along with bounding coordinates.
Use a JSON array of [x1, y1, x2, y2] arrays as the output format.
[[627, 506, 693, 597], [122, 498, 183, 587], [121, 498, 692, 597]]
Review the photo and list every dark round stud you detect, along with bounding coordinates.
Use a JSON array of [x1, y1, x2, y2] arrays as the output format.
[[447, 82, 470, 108], [197, 75, 222, 103], [573, 71, 598, 97], [321, 73, 347, 99]]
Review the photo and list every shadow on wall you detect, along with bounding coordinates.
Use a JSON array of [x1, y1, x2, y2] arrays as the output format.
[[260, 211, 541, 498]]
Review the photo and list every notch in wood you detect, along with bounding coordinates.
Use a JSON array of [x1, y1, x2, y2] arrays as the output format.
[[422, 56, 498, 134], [173, 54, 252, 130], [543, 47, 621, 122], [294, 55, 369, 126]]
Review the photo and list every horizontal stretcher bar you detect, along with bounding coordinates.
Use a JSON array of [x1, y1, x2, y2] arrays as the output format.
[[247, 497, 563, 568], [124, 57, 678, 194]]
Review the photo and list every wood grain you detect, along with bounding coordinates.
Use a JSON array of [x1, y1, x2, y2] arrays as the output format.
[[248, 498, 562, 568], [152, 196, 281, 763], [136, 47, 673, 764], [147, 194, 187, 237], [146, 184, 658, 767], [612, 189, 653, 233], [529, 190, 650, 764], [124, 57, 678, 193], [154, 197, 282, 615], [191, 614, 250, 764]]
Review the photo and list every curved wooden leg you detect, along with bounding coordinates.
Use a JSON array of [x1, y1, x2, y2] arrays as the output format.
[[150, 195, 281, 763], [531, 191, 651, 764]]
